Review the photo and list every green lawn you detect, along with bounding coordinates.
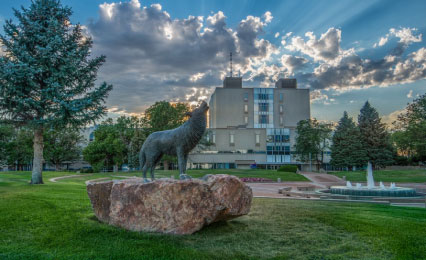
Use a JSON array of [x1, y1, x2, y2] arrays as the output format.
[[329, 169, 426, 183], [1, 171, 426, 259], [52, 169, 308, 182], [155, 169, 309, 182]]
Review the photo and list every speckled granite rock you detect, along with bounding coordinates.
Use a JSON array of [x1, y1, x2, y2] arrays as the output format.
[[86, 174, 252, 235]]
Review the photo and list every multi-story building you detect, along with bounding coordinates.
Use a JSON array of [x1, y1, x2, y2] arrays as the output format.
[[188, 76, 310, 169]]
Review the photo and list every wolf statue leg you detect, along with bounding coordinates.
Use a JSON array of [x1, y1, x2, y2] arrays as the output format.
[[177, 148, 191, 180], [150, 166, 155, 181], [142, 164, 150, 183], [182, 154, 191, 180]]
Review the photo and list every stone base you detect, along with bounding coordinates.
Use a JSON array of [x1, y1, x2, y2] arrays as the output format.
[[86, 174, 252, 235]]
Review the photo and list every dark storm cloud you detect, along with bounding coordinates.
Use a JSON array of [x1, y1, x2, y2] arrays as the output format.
[[86, 0, 275, 113]]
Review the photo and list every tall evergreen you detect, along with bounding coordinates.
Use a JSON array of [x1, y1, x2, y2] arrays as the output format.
[[330, 111, 368, 169], [358, 101, 394, 168], [0, 0, 113, 184]]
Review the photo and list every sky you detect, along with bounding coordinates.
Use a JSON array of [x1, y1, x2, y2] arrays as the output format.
[[0, 0, 425, 125]]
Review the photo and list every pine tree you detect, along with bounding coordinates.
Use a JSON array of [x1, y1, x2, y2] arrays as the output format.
[[330, 111, 368, 169], [358, 101, 394, 168], [0, 0, 113, 184]]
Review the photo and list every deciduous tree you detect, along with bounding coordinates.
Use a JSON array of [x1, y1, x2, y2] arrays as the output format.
[[393, 93, 426, 162], [294, 118, 332, 171], [44, 128, 84, 171]]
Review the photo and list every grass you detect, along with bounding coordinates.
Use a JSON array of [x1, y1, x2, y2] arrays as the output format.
[[329, 169, 426, 183], [154, 169, 309, 181], [0, 171, 425, 259], [53, 168, 309, 183]]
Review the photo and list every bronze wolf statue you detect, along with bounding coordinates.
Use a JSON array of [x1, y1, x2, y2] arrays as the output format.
[[139, 101, 209, 182]]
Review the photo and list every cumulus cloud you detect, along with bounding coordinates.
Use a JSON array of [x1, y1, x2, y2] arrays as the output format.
[[382, 108, 406, 126], [280, 54, 308, 74], [87, 0, 275, 114], [284, 28, 355, 65], [309, 90, 336, 105], [373, 27, 422, 47], [373, 36, 388, 48], [263, 11, 273, 23], [283, 27, 426, 90], [301, 47, 426, 89], [83, 1, 426, 115]]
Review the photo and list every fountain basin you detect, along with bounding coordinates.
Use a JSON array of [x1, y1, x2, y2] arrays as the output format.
[[330, 186, 417, 197]]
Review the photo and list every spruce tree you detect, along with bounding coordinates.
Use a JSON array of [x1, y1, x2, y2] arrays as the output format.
[[330, 111, 368, 169], [358, 101, 394, 168], [0, 0, 112, 184]]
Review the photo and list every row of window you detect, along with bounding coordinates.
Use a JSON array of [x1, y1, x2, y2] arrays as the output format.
[[243, 116, 284, 125], [244, 103, 283, 113], [267, 145, 291, 155], [208, 133, 291, 146], [267, 134, 290, 143], [243, 92, 284, 101], [207, 133, 261, 145]]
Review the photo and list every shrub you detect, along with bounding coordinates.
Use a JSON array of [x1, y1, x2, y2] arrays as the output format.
[[277, 165, 298, 173], [240, 177, 273, 183], [80, 168, 94, 173]]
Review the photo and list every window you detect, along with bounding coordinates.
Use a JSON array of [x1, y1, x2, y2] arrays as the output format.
[[280, 116, 283, 125], [89, 132, 94, 142], [275, 135, 281, 142], [282, 135, 290, 142], [255, 134, 260, 144], [279, 93, 283, 101], [267, 135, 273, 142], [244, 92, 248, 101], [230, 134, 234, 144], [259, 115, 268, 124], [259, 103, 269, 112], [212, 133, 216, 144], [244, 104, 248, 113], [279, 105, 283, 113], [244, 116, 248, 124], [284, 146, 290, 155]]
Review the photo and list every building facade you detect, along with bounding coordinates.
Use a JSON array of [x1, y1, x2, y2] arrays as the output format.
[[188, 77, 311, 169]]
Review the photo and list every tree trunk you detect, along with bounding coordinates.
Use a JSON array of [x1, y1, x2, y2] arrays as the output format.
[[113, 164, 118, 173], [164, 160, 169, 170], [55, 163, 60, 171], [31, 128, 44, 184]]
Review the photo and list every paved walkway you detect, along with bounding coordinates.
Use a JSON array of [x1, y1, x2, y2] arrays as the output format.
[[49, 174, 93, 183], [248, 182, 324, 198]]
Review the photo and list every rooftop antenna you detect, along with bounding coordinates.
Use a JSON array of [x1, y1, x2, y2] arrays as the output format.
[[229, 52, 233, 77]]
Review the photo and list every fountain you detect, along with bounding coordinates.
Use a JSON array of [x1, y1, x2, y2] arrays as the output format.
[[329, 162, 417, 197]]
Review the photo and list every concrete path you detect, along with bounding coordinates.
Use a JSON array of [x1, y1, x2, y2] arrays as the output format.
[[49, 174, 93, 183], [247, 182, 321, 198], [49, 174, 137, 183]]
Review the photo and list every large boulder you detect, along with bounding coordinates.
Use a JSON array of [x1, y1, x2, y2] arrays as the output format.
[[86, 174, 252, 235]]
